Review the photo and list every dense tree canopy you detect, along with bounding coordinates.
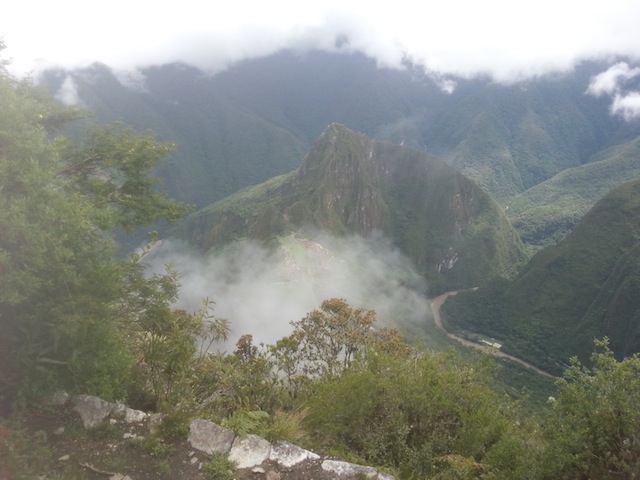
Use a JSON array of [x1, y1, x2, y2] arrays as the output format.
[[0, 44, 190, 403]]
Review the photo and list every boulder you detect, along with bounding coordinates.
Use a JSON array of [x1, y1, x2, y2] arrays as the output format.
[[228, 434, 271, 468], [269, 440, 320, 468], [124, 408, 148, 423], [188, 419, 235, 455], [71, 395, 115, 429], [321, 459, 380, 478]]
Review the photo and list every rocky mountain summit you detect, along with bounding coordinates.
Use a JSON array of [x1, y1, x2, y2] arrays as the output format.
[[181, 124, 526, 293]]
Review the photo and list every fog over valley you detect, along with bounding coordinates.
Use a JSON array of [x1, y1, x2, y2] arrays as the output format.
[[144, 233, 433, 348]]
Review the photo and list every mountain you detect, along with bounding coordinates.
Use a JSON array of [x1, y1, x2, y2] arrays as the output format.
[[442, 180, 640, 373], [179, 124, 526, 294], [506, 134, 640, 248], [41, 51, 638, 216]]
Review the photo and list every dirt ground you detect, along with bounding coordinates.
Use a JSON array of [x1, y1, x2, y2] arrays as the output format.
[[0, 404, 363, 480]]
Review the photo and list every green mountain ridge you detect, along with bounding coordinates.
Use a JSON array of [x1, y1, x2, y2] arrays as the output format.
[[180, 124, 526, 294], [507, 134, 640, 247], [442, 179, 640, 372], [42, 51, 635, 214]]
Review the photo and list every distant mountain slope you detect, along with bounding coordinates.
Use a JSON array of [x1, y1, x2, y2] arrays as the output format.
[[41, 50, 634, 211], [180, 124, 526, 293], [507, 135, 640, 247], [442, 180, 640, 373]]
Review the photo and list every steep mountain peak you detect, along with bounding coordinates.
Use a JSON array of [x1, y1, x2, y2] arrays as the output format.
[[181, 127, 526, 293], [298, 123, 373, 182]]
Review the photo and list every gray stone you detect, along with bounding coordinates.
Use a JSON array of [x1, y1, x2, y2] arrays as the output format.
[[269, 440, 320, 468], [112, 403, 127, 417], [266, 471, 281, 480], [321, 459, 378, 477], [124, 407, 148, 423], [148, 413, 165, 434], [228, 434, 271, 469], [377, 472, 396, 480], [188, 419, 235, 455], [48, 390, 69, 406], [71, 395, 115, 429]]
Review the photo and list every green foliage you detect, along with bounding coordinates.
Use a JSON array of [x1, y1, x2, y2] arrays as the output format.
[[158, 411, 191, 440], [222, 409, 269, 436], [0, 417, 58, 479], [306, 348, 514, 477], [0, 63, 195, 405], [540, 339, 640, 479], [290, 298, 376, 377], [260, 408, 308, 443], [203, 453, 237, 480], [444, 180, 640, 372], [507, 134, 640, 248]]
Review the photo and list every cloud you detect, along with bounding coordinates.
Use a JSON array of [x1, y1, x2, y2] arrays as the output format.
[[143, 233, 432, 350], [587, 62, 640, 120], [610, 91, 640, 121], [53, 75, 81, 106], [4, 0, 640, 82]]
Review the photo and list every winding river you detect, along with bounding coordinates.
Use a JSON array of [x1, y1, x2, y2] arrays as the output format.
[[430, 291, 555, 378]]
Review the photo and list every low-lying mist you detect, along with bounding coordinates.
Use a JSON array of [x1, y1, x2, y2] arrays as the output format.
[[143, 232, 433, 350]]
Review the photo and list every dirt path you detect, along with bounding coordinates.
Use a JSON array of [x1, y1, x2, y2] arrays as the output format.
[[431, 291, 555, 378]]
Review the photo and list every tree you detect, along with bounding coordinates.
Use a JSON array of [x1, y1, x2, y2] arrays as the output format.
[[541, 339, 640, 479], [289, 298, 376, 377], [0, 53, 189, 404]]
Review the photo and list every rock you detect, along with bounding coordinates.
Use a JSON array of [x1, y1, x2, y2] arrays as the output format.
[[71, 395, 115, 429], [53, 426, 65, 436], [124, 407, 147, 423], [112, 403, 127, 417], [148, 413, 165, 434], [266, 470, 281, 480], [58, 454, 70, 461], [252, 466, 266, 473], [269, 440, 320, 468], [377, 472, 397, 480], [321, 459, 378, 478], [188, 419, 235, 455], [48, 390, 69, 406], [228, 434, 271, 469]]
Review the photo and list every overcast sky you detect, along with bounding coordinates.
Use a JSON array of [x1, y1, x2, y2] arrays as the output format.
[[3, 0, 640, 81]]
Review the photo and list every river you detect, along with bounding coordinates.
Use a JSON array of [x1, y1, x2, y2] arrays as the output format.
[[430, 291, 555, 378]]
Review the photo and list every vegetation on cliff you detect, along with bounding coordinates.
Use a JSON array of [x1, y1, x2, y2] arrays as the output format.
[[443, 180, 640, 373], [181, 124, 526, 294]]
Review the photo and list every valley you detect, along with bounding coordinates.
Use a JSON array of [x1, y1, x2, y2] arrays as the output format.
[[430, 291, 554, 377]]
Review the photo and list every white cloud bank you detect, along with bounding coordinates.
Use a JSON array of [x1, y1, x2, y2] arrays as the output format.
[[3, 0, 640, 82], [587, 62, 640, 120], [143, 234, 432, 349]]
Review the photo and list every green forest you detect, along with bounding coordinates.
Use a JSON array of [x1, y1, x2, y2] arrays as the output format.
[[3, 43, 640, 479]]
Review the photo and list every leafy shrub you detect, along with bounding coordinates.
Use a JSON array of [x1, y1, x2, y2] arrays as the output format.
[[203, 453, 237, 480]]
